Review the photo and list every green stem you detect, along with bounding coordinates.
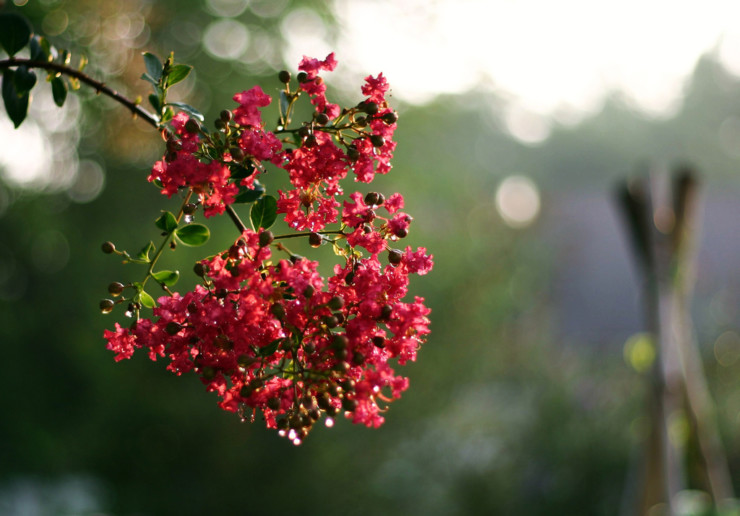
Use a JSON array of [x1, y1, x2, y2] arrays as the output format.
[[273, 230, 346, 240]]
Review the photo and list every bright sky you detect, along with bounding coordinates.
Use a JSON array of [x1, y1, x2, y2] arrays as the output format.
[[282, 0, 740, 141]]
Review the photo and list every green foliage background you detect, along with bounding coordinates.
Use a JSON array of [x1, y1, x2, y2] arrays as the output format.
[[1, 1, 740, 515]]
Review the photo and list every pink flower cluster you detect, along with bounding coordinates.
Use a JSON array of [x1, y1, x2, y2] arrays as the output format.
[[105, 54, 433, 442]]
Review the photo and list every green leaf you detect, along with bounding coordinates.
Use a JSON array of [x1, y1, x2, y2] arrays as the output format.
[[142, 52, 162, 82], [167, 102, 204, 121], [148, 93, 161, 113], [51, 76, 67, 107], [140, 73, 158, 87], [279, 91, 289, 121], [234, 180, 264, 203], [166, 64, 192, 87], [228, 162, 255, 180], [30, 36, 52, 62], [151, 270, 180, 287], [0, 13, 32, 57], [250, 195, 278, 230], [175, 224, 210, 246], [138, 290, 156, 308], [2, 70, 29, 128], [258, 338, 282, 357], [13, 66, 36, 96], [136, 241, 155, 262], [154, 211, 178, 233], [160, 106, 174, 123]]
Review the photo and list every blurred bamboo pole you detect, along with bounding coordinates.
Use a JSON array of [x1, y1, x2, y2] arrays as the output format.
[[617, 166, 733, 515]]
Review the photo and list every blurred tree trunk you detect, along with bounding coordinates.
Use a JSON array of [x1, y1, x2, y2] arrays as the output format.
[[618, 168, 733, 515]]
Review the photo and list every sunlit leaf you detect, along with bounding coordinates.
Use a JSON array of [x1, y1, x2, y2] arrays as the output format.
[[136, 241, 155, 262], [151, 270, 180, 287], [167, 64, 192, 87], [154, 211, 178, 233], [175, 224, 210, 246], [30, 36, 52, 62], [138, 290, 156, 308], [234, 180, 264, 203], [0, 13, 32, 57], [258, 338, 282, 357]]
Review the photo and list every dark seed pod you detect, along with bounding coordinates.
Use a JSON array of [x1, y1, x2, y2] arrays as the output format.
[[166, 322, 183, 335], [309, 232, 322, 247], [316, 112, 329, 125], [346, 146, 360, 161], [278, 70, 291, 84], [388, 249, 403, 265], [372, 336, 385, 348], [394, 227, 409, 239], [352, 351, 365, 365], [331, 335, 348, 350], [370, 134, 385, 148], [379, 304, 393, 321], [324, 315, 339, 328], [184, 118, 200, 134], [363, 101, 379, 115], [342, 398, 358, 412], [193, 262, 207, 277], [220, 109, 232, 122], [99, 299, 115, 313], [364, 192, 380, 206], [382, 111, 398, 124], [215, 288, 229, 299], [328, 296, 345, 310], [297, 71, 308, 83], [303, 285, 315, 298], [259, 230, 274, 247], [108, 282, 125, 296], [344, 271, 355, 285], [101, 241, 116, 254], [267, 397, 281, 410]]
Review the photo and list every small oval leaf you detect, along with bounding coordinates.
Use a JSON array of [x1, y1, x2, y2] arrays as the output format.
[[154, 211, 178, 233], [51, 76, 67, 107], [138, 290, 156, 308], [166, 64, 192, 87], [0, 13, 32, 57], [2, 69, 29, 128], [142, 52, 162, 82], [167, 102, 204, 122], [250, 195, 278, 230], [175, 224, 210, 246], [13, 66, 36, 96], [234, 180, 265, 204], [151, 270, 180, 287]]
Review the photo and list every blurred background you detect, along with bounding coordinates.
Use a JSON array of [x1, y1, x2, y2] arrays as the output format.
[[2, 0, 740, 514]]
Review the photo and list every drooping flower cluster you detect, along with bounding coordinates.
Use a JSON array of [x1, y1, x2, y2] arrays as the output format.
[[104, 54, 432, 443]]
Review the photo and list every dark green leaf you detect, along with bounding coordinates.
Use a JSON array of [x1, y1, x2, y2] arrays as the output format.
[[250, 195, 278, 230], [51, 76, 67, 107], [154, 211, 178, 233], [258, 339, 282, 357], [166, 64, 192, 87], [175, 224, 210, 246], [0, 13, 32, 57], [167, 102, 204, 121], [151, 270, 180, 287], [2, 70, 29, 128], [29, 36, 52, 62], [234, 180, 264, 203], [142, 52, 162, 82], [279, 91, 289, 121], [138, 290, 156, 309], [228, 162, 255, 180], [148, 93, 161, 113], [13, 66, 36, 96], [135, 241, 155, 262]]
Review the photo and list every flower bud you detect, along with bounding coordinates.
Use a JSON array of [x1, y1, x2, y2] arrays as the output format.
[[101, 241, 116, 254], [108, 282, 125, 296], [372, 336, 385, 348], [99, 299, 115, 314], [346, 146, 360, 161], [278, 70, 291, 84], [308, 232, 322, 247], [379, 304, 393, 321], [352, 351, 365, 365], [297, 72, 308, 83], [184, 118, 200, 134], [230, 147, 245, 161], [259, 230, 274, 247], [364, 192, 381, 206], [382, 111, 398, 124], [341, 397, 357, 412], [267, 397, 281, 410], [220, 109, 232, 122], [193, 262, 207, 277], [370, 134, 385, 148], [315, 112, 329, 125], [393, 227, 409, 239], [304, 134, 317, 148], [331, 334, 348, 350], [183, 203, 198, 215], [303, 285, 315, 298], [359, 101, 378, 115], [166, 322, 183, 335], [344, 271, 355, 285], [215, 288, 229, 299], [388, 249, 403, 265], [166, 138, 182, 152], [323, 315, 339, 328], [328, 296, 344, 310]]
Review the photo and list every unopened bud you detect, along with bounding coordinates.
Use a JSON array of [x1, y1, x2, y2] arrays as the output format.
[[278, 70, 291, 84], [259, 230, 274, 247], [388, 249, 403, 265], [297, 71, 308, 83], [184, 119, 200, 134], [309, 232, 322, 247], [316, 113, 329, 125], [328, 296, 344, 310], [382, 111, 398, 124], [108, 282, 125, 296], [220, 109, 232, 122], [99, 299, 115, 314], [101, 241, 116, 254], [370, 134, 385, 148]]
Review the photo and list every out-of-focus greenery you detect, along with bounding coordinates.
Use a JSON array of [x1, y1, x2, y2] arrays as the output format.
[[2, 1, 740, 515]]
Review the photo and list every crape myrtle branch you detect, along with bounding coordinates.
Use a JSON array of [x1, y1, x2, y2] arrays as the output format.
[[1, 11, 434, 445]]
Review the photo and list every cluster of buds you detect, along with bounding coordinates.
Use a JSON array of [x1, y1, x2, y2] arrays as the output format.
[[103, 53, 432, 443]]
